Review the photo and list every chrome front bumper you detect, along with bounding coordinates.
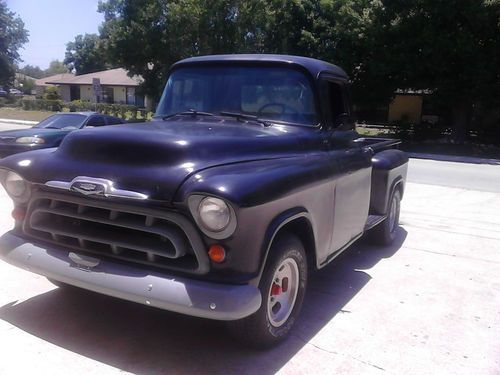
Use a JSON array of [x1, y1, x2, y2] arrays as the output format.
[[0, 232, 262, 320]]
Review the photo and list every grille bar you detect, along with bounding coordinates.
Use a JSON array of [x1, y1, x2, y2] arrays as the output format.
[[23, 192, 210, 274]]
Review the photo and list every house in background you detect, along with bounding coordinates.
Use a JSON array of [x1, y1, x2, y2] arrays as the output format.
[[36, 68, 146, 108], [35, 73, 75, 98]]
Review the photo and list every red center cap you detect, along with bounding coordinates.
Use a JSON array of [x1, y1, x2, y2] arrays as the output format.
[[271, 283, 282, 296]]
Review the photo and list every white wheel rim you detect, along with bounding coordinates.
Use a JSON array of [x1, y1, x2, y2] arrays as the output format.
[[267, 257, 300, 327], [389, 194, 398, 233]]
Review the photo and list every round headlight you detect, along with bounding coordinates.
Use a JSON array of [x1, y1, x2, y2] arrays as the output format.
[[5, 171, 27, 198], [198, 197, 230, 232]]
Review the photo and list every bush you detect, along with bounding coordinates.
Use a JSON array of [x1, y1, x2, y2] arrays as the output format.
[[17, 99, 152, 121], [43, 86, 61, 100], [21, 99, 63, 112]]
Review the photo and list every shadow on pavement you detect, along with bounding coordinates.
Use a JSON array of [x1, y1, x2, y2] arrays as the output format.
[[0, 229, 407, 375]]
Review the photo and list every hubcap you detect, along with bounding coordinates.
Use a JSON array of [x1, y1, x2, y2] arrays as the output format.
[[389, 194, 398, 232], [267, 257, 300, 327]]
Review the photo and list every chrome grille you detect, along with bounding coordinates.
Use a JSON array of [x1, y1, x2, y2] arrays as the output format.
[[23, 192, 209, 274]]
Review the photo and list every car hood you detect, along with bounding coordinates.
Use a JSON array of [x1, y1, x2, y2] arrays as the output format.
[[0, 118, 322, 202], [0, 127, 70, 141]]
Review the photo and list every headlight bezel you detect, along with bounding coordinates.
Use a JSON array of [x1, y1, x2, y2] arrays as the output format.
[[188, 194, 237, 239], [15, 136, 45, 145], [0, 169, 31, 203]]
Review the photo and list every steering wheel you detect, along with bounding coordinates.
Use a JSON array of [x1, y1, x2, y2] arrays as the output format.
[[257, 102, 299, 117]]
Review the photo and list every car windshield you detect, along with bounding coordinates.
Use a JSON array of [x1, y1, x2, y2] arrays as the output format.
[[34, 114, 87, 129], [155, 66, 318, 126]]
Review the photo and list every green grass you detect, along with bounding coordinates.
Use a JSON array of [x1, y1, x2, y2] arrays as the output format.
[[0, 107, 55, 122], [355, 126, 393, 137]]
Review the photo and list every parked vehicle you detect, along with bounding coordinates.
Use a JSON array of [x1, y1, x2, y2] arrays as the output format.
[[0, 88, 7, 97], [0, 112, 124, 158], [9, 88, 23, 96], [0, 55, 408, 347]]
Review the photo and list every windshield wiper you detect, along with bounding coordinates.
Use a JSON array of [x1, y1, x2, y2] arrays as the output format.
[[159, 109, 215, 120], [219, 111, 271, 127]]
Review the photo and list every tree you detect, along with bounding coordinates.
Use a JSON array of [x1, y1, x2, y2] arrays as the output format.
[[45, 60, 69, 75], [18, 64, 45, 79], [0, 1, 29, 87], [64, 33, 111, 75], [363, 0, 500, 142], [96, 0, 384, 102], [98, 0, 248, 100], [97, 0, 500, 142]]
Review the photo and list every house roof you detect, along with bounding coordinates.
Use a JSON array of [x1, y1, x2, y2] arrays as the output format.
[[35, 73, 75, 87], [174, 54, 349, 80], [44, 68, 142, 87]]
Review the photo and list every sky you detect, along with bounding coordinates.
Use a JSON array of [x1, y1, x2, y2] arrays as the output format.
[[6, 0, 104, 69]]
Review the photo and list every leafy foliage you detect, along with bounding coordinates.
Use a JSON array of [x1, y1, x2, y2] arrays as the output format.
[[94, 0, 499, 141], [64, 34, 111, 75], [18, 64, 45, 79], [45, 60, 69, 75], [0, 0, 29, 87], [43, 86, 61, 100]]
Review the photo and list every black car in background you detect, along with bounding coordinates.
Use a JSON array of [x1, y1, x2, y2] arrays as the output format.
[[0, 112, 124, 158]]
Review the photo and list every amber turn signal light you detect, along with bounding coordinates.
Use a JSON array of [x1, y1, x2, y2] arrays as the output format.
[[208, 244, 226, 263], [11, 207, 26, 221]]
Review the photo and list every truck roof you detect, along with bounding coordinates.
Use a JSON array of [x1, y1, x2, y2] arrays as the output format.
[[173, 54, 349, 80]]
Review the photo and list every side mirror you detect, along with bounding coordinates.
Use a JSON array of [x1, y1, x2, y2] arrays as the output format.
[[334, 113, 351, 129]]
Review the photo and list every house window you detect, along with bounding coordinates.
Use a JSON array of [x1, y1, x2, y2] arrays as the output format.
[[70, 85, 80, 101], [103, 87, 114, 103], [126, 87, 135, 105]]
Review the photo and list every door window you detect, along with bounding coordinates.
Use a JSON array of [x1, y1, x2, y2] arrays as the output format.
[[322, 80, 348, 128], [105, 116, 123, 125], [86, 116, 106, 127]]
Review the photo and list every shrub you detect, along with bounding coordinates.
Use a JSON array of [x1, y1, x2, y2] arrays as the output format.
[[43, 86, 61, 100]]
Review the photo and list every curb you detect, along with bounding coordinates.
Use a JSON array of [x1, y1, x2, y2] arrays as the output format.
[[0, 118, 37, 125], [408, 152, 500, 165]]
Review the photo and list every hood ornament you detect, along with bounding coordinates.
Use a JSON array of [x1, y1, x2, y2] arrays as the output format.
[[46, 176, 148, 200]]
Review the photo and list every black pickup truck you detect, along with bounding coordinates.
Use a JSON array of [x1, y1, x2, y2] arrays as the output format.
[[0, 54, 408, 347]]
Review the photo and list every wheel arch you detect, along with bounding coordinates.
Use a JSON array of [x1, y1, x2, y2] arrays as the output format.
[[256, 208, 316, 284]]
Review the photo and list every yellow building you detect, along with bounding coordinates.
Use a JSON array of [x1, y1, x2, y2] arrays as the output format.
[[388, 93, 423, 123]]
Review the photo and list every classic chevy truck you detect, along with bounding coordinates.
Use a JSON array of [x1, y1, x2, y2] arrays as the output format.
[[0, 55, 408, 347]]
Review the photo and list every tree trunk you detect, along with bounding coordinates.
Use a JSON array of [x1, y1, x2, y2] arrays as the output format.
[[451, 102, 470, 144]]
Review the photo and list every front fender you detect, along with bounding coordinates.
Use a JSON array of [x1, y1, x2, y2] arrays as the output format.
[[175, 155, 337, 283]]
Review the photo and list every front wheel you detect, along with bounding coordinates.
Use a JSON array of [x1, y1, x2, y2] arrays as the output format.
[[229, 233, 307, 348]]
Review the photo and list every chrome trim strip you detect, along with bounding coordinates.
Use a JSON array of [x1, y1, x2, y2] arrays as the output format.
[[45, 176, 148, 200]]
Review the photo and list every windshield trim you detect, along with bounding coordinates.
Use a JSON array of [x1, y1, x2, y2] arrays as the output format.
[[158, 62, 322, 129]]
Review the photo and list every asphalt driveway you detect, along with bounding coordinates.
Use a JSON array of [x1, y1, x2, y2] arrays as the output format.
[[0, 160, 498, 374]]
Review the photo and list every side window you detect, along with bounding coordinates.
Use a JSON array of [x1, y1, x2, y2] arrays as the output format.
[[106, 116, 123, 125], [86, 116, 106, 127], [321, 79, 350, 128], [327, 81, 347, 122]]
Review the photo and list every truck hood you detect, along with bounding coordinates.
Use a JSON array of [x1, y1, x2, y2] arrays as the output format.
[[1, 118, 321, 201]]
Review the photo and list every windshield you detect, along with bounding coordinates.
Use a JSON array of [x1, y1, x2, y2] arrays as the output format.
[[155, 66, 318, 126], [34, 114, 87, 129]]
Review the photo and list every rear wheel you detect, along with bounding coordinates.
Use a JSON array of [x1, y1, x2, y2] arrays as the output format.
[[371, 189, 401, 245], [229, 233, 307, 348]]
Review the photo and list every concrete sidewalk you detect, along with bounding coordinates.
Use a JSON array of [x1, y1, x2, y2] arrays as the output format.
[[0, 118, 37, 126], [408, 152, 500, 165], [0, 180, 498, 374]]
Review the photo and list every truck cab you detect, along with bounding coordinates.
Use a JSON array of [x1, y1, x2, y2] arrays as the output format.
[[0, 54, 408, 347]]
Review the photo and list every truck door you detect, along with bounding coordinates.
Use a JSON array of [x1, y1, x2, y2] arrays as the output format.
[[321, 78, 372, 254]]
